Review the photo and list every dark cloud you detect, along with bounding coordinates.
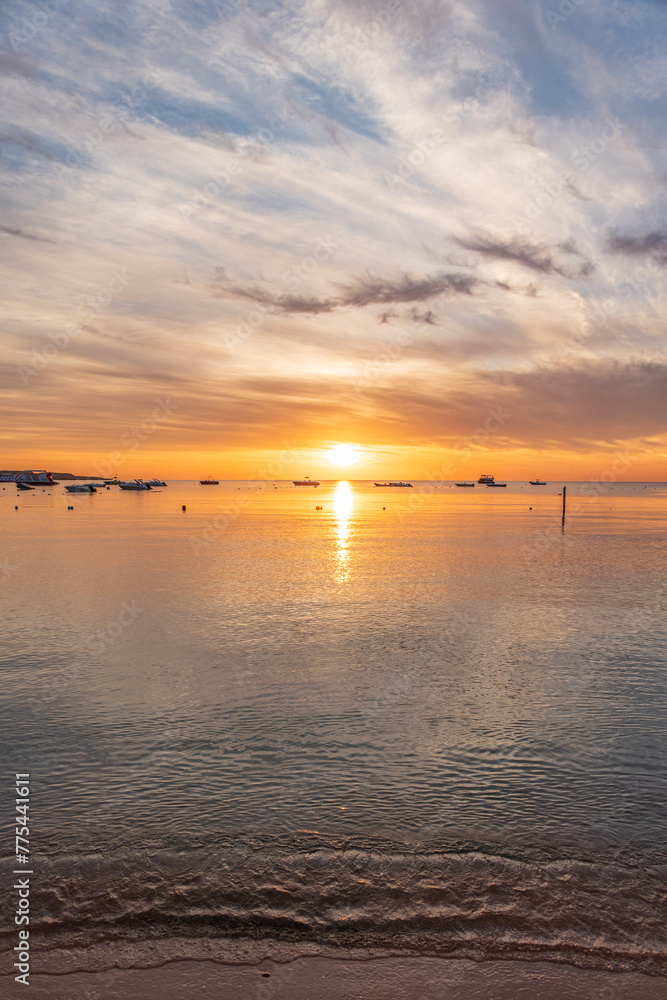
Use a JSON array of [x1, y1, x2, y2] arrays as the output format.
[[0, 125, 55, 161], [607, 229, 667, 263], [221, 270, 478, 316], [340, 271, 477, 306], [226, 285, 335, 314], [410, 308, 437, 325], [454, 230, 594, 279], [0, 225, 57, 244], [0, 48, 37, 78]]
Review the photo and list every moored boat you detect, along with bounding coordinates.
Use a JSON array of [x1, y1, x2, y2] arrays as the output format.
[[478, 474, 495, 484], [374, 482, 413, 487], [119, 479, 152, 490], [65, 483, 97, 493], [486, 482, 507, 487], [1, 470, 55, 485], [145, 478, 167, 487], [200, 476, 219, 485], [455, 482, 475, 487], [529, 479, 547, 485], [293, 477, 319, 486]]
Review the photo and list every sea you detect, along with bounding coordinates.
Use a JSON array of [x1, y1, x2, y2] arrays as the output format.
[[1, 479, 666, 997]]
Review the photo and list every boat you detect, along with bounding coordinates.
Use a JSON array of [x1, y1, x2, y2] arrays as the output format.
[[119, 479, 152, 490], [65, 483, 97, 493], [145, 478, 167, 487], [478, 474, 495, 484], [293, 477, 319, 486], [455, 482, 475, 487], [529, 479, 547, 485], [0, 470, 55, 485], [16, 482, 35, 490], [374, 482, 413, 487], [486, 482, 507, 487], [104, 477, 121, 485], [200, 476, 219, 485]]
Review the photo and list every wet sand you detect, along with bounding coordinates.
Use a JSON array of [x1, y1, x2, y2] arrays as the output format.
[[9, 957, 667, 1000]]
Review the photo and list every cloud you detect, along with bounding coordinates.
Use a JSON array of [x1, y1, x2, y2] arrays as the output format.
[[224, 285, 336, 314], [607, 228, 667, 263], [0, 48, 37, 78], [454, 230, 595, 279], [339, 271, 478, 307], [0, 225, 57, 244]]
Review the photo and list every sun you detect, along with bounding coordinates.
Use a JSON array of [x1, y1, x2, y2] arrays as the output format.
[[327, 444, 360, 467]]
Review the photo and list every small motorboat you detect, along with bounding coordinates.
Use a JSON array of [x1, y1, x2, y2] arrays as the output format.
[[65, 483, 97, 493], [104, 477, 121, 485], [145, 478, 167, 487], [374, 482, 413, 487], [119, 479, 152, 490], [16, 482, 35, 490], [200, 476, 219, 485], [529, 479, 547, 485], [293, 477, 319, 486], [486, 482, 507, 487], [455, 482, 475, 487]]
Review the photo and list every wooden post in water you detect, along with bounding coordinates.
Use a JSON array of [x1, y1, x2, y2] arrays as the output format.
[[561, 485, 567, 525]]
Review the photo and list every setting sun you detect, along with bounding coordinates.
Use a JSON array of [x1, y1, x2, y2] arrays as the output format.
[[327, 444, 360, 467]]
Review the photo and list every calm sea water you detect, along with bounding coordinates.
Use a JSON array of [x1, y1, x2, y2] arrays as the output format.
[[1, 480, 666, 982]]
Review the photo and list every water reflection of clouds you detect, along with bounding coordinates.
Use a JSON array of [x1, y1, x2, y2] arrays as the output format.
[[334, 481, 353, 581]]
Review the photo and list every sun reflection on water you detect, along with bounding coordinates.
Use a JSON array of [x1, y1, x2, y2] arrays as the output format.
[[334, 481, 354, 580]]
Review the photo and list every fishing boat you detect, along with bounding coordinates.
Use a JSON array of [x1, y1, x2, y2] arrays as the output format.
[[478, 474, 495, 484], [529, 479, 547, 485], [293, 477, 319, 486], [119, 479, 152, 490], [455, 482, 475, 487], [145, 478, 167, 487], [65, 483, 97, 493], [1, 470, 55, 485], [374, 482, 413, 487], [200, 476, 219, 485]]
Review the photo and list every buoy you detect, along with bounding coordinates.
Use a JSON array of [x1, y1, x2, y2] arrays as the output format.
[[68, 505, 73, 510], [182, 504, 186, 511], [15, 505, 18, 510], [383, 506, 385, 510], [529, 506, 532, 510]]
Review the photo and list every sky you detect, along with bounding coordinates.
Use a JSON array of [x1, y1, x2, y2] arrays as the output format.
[[1, 0, 667, 480]]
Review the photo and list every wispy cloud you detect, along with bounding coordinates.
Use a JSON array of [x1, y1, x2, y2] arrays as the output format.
[[454, 230, 595, 279], [607, 228, 667, 263]]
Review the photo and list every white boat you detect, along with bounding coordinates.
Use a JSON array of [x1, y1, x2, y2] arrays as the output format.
[[0, 470, 55, 484], [478, 473, 495, 484], [145, 478, 167, 487], [65, 483, 97, 493], [118, 479, 152, 490]]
